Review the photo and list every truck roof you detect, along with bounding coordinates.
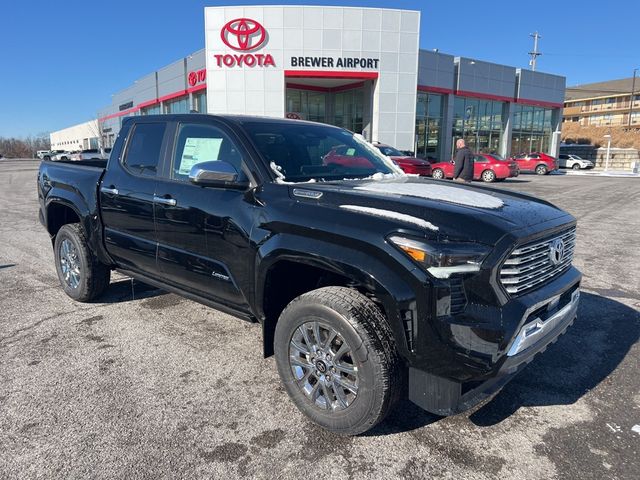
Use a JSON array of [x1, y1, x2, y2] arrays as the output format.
[[122, 113, 343, 130]]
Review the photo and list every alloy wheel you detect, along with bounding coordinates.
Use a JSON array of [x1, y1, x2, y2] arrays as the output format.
[[59, 238, 81, 289], [482, 170, 496, 182], [288, 321, 359, 411]]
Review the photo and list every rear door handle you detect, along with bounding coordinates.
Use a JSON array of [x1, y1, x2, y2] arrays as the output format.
[[154, 195, 177, 206], [101, 186, 119, 195]]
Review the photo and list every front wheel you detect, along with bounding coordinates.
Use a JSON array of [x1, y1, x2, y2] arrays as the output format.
[[572, 163, 581, 170], [274, 287, 401, 435], [481, 169, 496, 182], [535, 164, 548, 175], [54, 223, 111, 302], [432, 168, 445, 179]]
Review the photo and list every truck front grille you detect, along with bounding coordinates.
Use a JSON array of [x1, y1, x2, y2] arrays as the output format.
[[500, 227, 576, 296]]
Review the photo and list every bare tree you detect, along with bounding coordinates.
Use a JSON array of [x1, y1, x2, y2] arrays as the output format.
[[0, 134, 50, 158], [85, 119, 105, 153]]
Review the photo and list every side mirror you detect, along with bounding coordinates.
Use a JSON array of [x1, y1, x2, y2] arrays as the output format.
[[189, 161, 249, 189]]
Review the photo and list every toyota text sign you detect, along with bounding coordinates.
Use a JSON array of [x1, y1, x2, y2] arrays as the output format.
[[214, 18, 275, 68]]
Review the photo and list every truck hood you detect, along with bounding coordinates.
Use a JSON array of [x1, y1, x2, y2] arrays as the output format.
[[289, 177, 573, 245]]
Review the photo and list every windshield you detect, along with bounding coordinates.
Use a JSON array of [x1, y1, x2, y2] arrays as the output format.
[[489, 153, 506, 161], [377, 145, 404, 157], [244, 122, 402, 182]]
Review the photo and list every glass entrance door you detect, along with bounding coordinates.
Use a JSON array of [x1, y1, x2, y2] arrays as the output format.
[[285, 86, 364, 134]]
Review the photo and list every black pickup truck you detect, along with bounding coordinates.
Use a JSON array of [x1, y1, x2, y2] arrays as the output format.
[[38, 115, 581, 435]]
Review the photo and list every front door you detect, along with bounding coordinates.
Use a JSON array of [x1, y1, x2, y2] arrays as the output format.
[[100, 121, 168, 274], [153, 121, 255, 311]]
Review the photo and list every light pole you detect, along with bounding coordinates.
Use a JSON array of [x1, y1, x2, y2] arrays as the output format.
[[628, 68, 638, 127], [603, 134, 612, 171]]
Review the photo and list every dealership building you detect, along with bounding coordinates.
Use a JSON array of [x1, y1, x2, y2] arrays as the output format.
[[54, 6, 566, 162]]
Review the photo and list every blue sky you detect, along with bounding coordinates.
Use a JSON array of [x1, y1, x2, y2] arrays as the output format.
[[1, 0, 637, 137]]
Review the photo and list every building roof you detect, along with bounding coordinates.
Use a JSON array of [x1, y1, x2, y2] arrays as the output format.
[[565, 77, 638, 101]]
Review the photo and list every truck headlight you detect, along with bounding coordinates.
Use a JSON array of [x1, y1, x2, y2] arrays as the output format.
[[389, 235, 490, 278]]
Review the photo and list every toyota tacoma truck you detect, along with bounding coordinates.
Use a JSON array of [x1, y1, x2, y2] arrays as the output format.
[[37, 115, 581, 435]]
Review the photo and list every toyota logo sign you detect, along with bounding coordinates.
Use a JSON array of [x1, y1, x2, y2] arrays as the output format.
[[548, 238, 565, 266], [221, 18, 266, 51]]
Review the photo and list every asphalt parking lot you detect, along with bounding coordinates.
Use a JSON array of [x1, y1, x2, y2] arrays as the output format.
[[0, 159, 638, 479]]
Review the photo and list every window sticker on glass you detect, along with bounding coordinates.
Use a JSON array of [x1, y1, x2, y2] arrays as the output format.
[[346, 148, 356, 156], [179, 137, 223, 175]]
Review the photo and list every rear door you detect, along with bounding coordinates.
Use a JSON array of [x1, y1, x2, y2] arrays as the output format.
[[473, 154, 487, 179], [100, 121, 169, 274], [153, 120, 256, 310]]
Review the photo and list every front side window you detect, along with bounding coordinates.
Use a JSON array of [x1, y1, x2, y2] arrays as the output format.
[[244, 122, 399, 182], [172, 123, 246, 181], [123, 123, 166, 176]]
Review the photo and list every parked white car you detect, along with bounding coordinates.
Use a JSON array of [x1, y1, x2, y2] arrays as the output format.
[[558, 154, 594, 170], [68, 149, 109, 161], [43, 150, 71, 161]]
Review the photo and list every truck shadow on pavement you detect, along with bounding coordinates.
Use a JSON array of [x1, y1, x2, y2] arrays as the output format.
[[368, 292, 639, 434], [97, 278, 166, 304]]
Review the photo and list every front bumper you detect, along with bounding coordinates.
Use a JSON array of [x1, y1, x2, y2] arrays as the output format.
[[408, 276, 581, 415]]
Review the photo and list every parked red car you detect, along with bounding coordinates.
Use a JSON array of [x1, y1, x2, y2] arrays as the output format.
[[509, 152, 557, 175], [373, 143, 432, 176], [431, 153, 519, 182], [323, 145, 374, 169]]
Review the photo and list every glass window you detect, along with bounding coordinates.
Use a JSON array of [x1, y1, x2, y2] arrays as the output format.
[[141, 104, 161, 115], [415, 92, 444, 161], [123, 123, 166, 177], [451, 96, 504, 155], [377, 145, 404, 156], [163, 96, 189, 114], [193, 92, 207, 113], [172, 123, 245, 181], [245, 121, 396, 181]]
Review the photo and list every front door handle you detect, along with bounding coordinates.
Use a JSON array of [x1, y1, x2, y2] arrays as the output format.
[[154, 195, 177, 206], [101, 186, 119, 195]]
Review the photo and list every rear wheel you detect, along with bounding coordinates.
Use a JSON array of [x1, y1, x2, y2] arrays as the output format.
[[54, 223, 111, 302], [432, 168, 445, 179], [572, 163, 581, 170], [535, 164, 548, 175], [481, 169, 496, 182], [43, 155, 51, 161], [274, 287, 401, 435]]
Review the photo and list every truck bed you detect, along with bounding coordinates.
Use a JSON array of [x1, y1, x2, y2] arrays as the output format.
[[45, 158, 108, 169]]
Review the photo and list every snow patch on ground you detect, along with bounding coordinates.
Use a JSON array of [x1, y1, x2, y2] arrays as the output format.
[[355, 182, 504, 209], [340, 205, 439, 231], [632, 425, 640, 436]]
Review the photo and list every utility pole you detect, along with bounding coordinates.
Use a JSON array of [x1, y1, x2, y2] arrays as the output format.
[[528, 32, 542, 71], [628, 68, 637, 127]]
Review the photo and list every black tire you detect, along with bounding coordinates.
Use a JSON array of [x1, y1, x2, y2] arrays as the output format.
[[572, 163, 581, 170], [274, 286, 401, 435], [535, 164, 548, 175], [481, 169, 496, 182], [54, 223, 110, 302], [43, 155, 51, 161], [432, 168, 445, 179]]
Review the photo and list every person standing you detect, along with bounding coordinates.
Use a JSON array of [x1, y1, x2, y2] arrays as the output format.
[[453, 139, 474, 183]]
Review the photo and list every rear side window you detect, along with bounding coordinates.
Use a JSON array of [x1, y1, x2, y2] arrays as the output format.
[[123, 123, 166, 176]]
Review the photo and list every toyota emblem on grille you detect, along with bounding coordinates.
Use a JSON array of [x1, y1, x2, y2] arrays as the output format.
[[220, 18, 267, 51], [548, 238, 565, 265]]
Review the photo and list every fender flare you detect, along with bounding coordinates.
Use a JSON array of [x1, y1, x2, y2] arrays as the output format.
[[255, 233, 424, 358]]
